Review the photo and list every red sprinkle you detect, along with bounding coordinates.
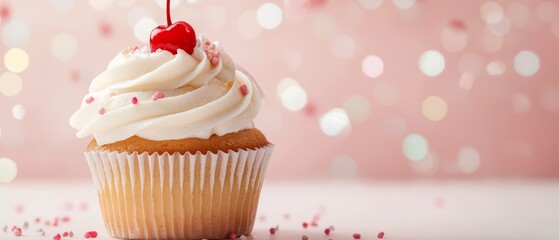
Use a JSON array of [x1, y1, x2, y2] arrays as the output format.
[[63, 232, 68, 237], [377, 231, 385, 239], [269, 227, 276, 235], [239, 84, 248, 96], [152, 91, 166, 100], [85, 231, 98, 238], [98, 107, 106, 115], [302, 222, 308, 228], [131, 97, 138, 104], [53, 233, 61, 240], [13, 228, 21, 236], [85, 96, 95, 104], [324, 228, 331, 235], [353, 233, 361, 239], [229, 233, 236, 239]]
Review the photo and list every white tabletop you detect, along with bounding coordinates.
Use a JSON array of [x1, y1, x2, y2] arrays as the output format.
[[0, 180, 558, 240]]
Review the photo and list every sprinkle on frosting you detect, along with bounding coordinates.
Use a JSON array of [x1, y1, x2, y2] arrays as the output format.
[[131, 97, 138, 104], [152, 91, 166, 100], [98, 108, 106, 115], [85, 96, 95, 104], [240, 84, 248, 96]]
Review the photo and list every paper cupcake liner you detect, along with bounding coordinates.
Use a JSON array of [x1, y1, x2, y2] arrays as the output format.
[[85, 144, 273, 240]]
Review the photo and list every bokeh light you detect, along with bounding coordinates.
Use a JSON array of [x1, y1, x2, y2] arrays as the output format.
[[487, 16, 511, 36], [4, 48, 29, 73], [536, 1, 557, 22], [115, 0, 136, 8], [89, 0, 113, 11], [280, 83, 308, 111], [330, 34, 356, 60], [127, 6, 153, 27], [480, 29, 503, 53], [12, 104, 25, 120], [310, 14, 337, 40], [540, 88, 559, 112], [506, 2, 530, 28], [487, 61, 505, 76], [256, 3, 283, 30], [402, 133, 429, 161], [457, 146, 481, 174], [459, 71, 475, 90], [441, 26, 468, 52], [481, 1, 504, 24], [383, 116, 407, 139], [373, 80, 399, 106], [409, 152, 437, 174], [48, 0, 76, 12], [330, 154, 357, 180], [51, 33, 78, 61], [0, 157, 17, 183], [419, 50, 445, 77], [512, 93, 531, 114], [459, 53, 484, 75], [237, 10, 263, 39], [320, 108, 350, 136], [422, 96, 448, 122], [358, 0, 383, 10], [155, 0, 180, 9], [393, 0, 415, 10], [1, 19, 31, 47], [343, 96, 372, 123], [283, 50, 301, 72], [204, 4, 227, 28], [362, 55, 384, 78], [0, 72, 22, 97], [134, 17, 157, 44], [514, 50, 540, 77]]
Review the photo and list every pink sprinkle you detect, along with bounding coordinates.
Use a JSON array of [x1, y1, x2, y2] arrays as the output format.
[[229, 233, 236, 239], [269, 227, 276, 235], [53, 233, 61, 240], [34, 217, 40, 223], [239, 84, 248, 96], [63, 232, 68, 237], [69, 231, 74, 237], [377, 231, 385, 239], [152, 91, 165, 100], [98, 108, 106, 115], [302, 222, 308, 228], [13, 228, 21, 236], [80, 201, 88, 211], [211, 57, 219, 65], [324, 228, 331, 235], [15, 204, 24, 213], [311, 222, 318, 227], [11, 226, 17, 231], [61, 216, 70, 222], [85, 96, 95, 104], [131, 97, 138, 104], [85, 231, 98, 238], [329, 225, 335, 230], [353, 233, 361, 239], [259, 215, 266, 221], [283, 213, 291, 220]]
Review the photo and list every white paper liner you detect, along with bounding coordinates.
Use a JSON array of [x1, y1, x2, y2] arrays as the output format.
[[85, 144, 273, 240]]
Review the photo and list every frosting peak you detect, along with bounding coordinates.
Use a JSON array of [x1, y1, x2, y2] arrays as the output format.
[[70, 37, 262, 145]]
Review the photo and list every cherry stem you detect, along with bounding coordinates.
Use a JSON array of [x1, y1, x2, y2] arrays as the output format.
[[166, 0, 172, 26]]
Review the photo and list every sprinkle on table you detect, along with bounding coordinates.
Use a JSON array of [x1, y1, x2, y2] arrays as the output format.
[[378, 231, 385, 239], [324, 228, 331, 235], [302, 235, 309, 240], [353, 233, 361, 239], [302, 222, 309, 228], [13, 227, 22, 236], [229, 233, 236, 239], [269, 227, 276, 235], [53, 233, 61, 240]]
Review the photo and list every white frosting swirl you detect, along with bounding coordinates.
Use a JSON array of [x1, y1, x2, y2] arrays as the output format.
[[69, 37, 262, 145]]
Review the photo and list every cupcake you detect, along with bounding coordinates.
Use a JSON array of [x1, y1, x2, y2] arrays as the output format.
[[69, 6, 273, 240]]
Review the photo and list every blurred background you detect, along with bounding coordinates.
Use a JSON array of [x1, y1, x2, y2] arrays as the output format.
[[0, 0, 558, 182]]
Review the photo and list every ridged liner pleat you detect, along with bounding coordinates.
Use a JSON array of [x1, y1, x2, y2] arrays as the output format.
[[85, 144, 274, 240]]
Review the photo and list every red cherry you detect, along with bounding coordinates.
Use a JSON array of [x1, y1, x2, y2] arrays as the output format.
[[150, 21, 196, 54]]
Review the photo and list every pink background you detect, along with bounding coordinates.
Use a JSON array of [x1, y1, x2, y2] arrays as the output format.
[[0, 0, 558, 181]]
